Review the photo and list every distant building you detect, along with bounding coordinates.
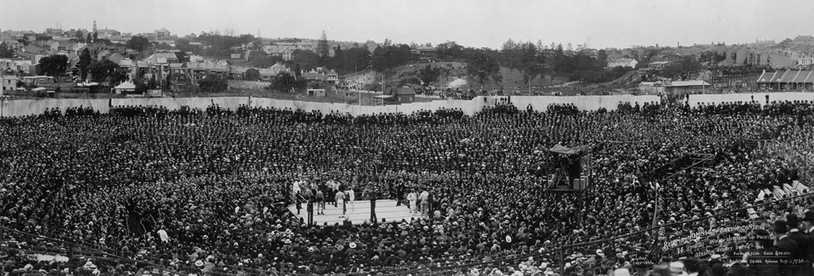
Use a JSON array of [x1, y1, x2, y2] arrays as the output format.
[[664, 80, 710, 94], [796, 56, 814, 67], [757, 69, 814, 91], [411, 46, 437, 62], [302, 67, 338, 83], [393, 86, 415, 103], [648, 61, 671, 70], [639, 80, 710, 95], [1, 75, 19, 94], [45, 28, 63, 36], [258, 63, 291, 80], [21, 75, 55, 87], [0, 59, 33, 74], [307, 88, 326, 97], [97, 29, 122, 40], [141, 52, 179, 65], [606, 58, 638, 69], [262, 42, 313, 61], [155, 28, 172, 41]]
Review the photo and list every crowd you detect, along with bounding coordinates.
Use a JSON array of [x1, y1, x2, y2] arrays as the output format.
[[0, 100, 813, 275]]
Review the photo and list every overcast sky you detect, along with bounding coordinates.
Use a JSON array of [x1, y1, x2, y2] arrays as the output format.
[[2, 0, 813, 49]]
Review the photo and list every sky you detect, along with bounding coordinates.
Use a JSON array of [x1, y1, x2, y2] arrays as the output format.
[[2, 0, 814, 49]]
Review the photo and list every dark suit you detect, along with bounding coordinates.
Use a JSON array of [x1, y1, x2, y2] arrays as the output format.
[[788, 229, 807, 258], [776, 235, 800, 276], [804, 228, 814, 275], [787, 229, 811, 276], [776, 235, 799, 253]]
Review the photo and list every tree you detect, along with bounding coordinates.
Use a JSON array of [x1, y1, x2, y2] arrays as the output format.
[[197, 33, 255, 58], [175, 38, 199, 54], [198, 74, 228, 92], [248, 53, 283, 68], [37, 55, 69, 77], [465, 50, 500, 86], [328, 47, 371, 74], [0, 42, 14, 58], [502, 39, 517, 51], [662, 56, 702, 79], [89, 59, 125, 84], [245, 68, 260, 81], [517, 42, 543, 88], [597, 50, 608, 67], [418, 65, 441, 86], [436, 42, 464, 60], [77, 48, 92, 81], [270, 72, 298, 92], [316, 31, 330, 58], [290, 50, 321, 69], [126, 36, 151, 52], [371, 44, 411, 72], [175, 51, 188, 63]]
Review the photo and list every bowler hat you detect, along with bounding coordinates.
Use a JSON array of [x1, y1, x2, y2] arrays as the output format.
[[774, 220, 788, 234]]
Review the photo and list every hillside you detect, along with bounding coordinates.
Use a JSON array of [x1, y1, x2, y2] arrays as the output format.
[[347, 62, 571, 92]]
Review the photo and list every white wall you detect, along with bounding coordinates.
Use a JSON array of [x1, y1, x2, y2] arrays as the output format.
[[0, 98, 110, 117], [4, 92, 811, 118], [688, 92, 814, 107], [505, 95, 661, 111], [110, 97, 249, 111]]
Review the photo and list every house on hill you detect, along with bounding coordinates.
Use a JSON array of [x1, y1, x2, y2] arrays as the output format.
[[607, 58, 638, 69]]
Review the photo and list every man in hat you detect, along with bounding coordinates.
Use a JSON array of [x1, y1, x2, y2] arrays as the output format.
[[775, 220, 799, 252], [773, 219, 799, 276], [682, 258, 702, 276], [802, 210, 814, 271], [786, 214, 807, 258]]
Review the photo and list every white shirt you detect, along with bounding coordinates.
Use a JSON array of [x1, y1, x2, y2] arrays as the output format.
[[292, 181, 304, 194], [347, 189, 355, 201], [407, 193, 417, 202], [157, 229, 169, 243]]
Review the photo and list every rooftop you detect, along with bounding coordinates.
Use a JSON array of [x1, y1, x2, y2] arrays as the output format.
[[757, 69, 814, 83], [665, 80, 710, 87]]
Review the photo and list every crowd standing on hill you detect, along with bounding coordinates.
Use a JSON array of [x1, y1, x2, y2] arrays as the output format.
[[1, 101, 814, 275]]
